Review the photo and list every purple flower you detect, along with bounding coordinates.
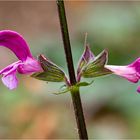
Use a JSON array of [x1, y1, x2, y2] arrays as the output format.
[[105, 58, 140, 92], [0, 30, 42, 89]]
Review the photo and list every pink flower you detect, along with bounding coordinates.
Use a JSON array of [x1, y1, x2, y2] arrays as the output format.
[[0, 30, 42, 89], [105, 58, 140, 92]]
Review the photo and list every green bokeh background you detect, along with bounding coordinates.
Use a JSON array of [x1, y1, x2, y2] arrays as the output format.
[[0, 1, 140, 139]]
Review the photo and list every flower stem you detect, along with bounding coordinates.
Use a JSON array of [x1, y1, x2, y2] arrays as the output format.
[[56, 0, 88, 139]]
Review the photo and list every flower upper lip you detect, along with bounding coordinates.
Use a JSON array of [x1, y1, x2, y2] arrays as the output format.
[[0, 30, 32, 61]]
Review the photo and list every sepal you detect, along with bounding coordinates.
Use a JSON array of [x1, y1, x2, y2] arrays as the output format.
[[77, 45, 94, 76], [82, 50, 112, 78], [31, 55, 66, 82]]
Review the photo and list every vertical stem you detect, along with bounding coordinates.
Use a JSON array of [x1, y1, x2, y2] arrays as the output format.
[[56, 0, 88, 139]]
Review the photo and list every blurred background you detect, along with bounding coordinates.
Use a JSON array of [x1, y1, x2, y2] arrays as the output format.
[[0, 1, 140, 139]]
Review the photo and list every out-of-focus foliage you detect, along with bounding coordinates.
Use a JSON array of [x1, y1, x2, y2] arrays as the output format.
[[0, 1, 140, 139]]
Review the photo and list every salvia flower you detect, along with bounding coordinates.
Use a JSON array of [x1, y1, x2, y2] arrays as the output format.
[[105, 58, 140, 93], [0, 30, 43, 89], [79, 43, 140, 93]]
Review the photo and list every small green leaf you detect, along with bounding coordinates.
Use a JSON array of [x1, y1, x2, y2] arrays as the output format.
[[76, 80, 94, 87], [53, 87, 70, 95], [52, 80, 94, 95]]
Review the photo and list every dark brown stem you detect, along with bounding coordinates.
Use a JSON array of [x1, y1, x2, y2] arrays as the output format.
[[56, 0, 88, 139]]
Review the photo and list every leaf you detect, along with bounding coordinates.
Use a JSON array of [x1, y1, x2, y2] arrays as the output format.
[[76, 80, 94, 87], [52, 80, 94, 95], [53, 86, 70, 95]]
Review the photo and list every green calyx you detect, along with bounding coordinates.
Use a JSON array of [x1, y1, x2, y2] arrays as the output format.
[[31, 55, 66, 82], [82, 50, 112, 78]]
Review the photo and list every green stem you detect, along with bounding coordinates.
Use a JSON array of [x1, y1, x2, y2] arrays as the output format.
[[56, 0, 88, 139]]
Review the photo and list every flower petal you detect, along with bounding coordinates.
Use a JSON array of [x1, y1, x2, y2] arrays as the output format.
[[129, 58, 140, 76], [0, 61, 20, 89], [2, 70, 18, 90], [137, 86, 140, 93], [18, 57, 42, 74], [105, 65, 139, 83], [0, 61, 21, 75], [0, 30, 32, 61]]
